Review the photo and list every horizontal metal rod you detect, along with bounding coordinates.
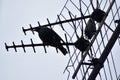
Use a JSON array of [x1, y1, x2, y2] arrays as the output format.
[[23, 15, 91, 31], [81, 62, 93, 65], [5, 43, 75, 49]]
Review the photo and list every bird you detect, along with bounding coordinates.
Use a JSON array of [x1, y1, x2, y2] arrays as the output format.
[[91, 9, 106, 23], [33, 27, 67, 55], [85, 18, 96, 39], [74, 37, 90, 52]]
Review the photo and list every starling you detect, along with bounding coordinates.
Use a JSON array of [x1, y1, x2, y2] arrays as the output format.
[[75, 37, 90, 52], [33, 27, 67, 55], [91, 9, 106, 23], [85, 18, 96, 39]]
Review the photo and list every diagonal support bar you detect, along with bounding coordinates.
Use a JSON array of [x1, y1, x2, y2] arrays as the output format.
[[88, 19, 120, 80]]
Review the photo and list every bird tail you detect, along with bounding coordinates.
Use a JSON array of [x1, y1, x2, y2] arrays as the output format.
[[57, 45, 67, 55]]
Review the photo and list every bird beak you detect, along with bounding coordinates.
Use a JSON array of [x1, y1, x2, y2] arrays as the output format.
[[32, 28, 38, 32], [32, 29, 36, 31]]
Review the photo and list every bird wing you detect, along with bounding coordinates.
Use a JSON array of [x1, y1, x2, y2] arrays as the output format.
[[85, 18, 96, 39], [85, 18, 96, 32], [49, 28, 65, 43]]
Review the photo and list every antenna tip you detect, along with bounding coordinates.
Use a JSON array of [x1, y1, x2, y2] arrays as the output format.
[[5, 43, 9, 51], [22, 27, 26, 35]]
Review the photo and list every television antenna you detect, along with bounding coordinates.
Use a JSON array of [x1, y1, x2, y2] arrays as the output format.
[[5, 0, 120, 80]]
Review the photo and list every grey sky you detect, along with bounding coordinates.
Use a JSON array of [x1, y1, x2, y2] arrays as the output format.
[[1, 0, 120, 80], [0, 0, 68, 80]]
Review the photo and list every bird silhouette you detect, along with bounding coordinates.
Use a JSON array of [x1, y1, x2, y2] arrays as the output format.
[[85, 18, 96, 39], [91, 9, 106, 23], [75, 37, 90, 52], [33, 27, 67, 55]]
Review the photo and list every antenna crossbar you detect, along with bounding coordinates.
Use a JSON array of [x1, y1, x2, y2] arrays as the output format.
[[22, 15, 91, 34], [5, 41, 75, 52]]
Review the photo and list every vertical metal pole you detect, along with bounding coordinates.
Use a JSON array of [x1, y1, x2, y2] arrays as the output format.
[[88, 22, 120, 80]]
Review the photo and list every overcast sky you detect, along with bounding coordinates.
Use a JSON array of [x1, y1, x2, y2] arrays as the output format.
[[0, 0, 69, 80], [1, 0, 120, 80]]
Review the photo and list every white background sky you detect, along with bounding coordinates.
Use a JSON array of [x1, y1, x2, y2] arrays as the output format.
[[0, 0, 69, 80]]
